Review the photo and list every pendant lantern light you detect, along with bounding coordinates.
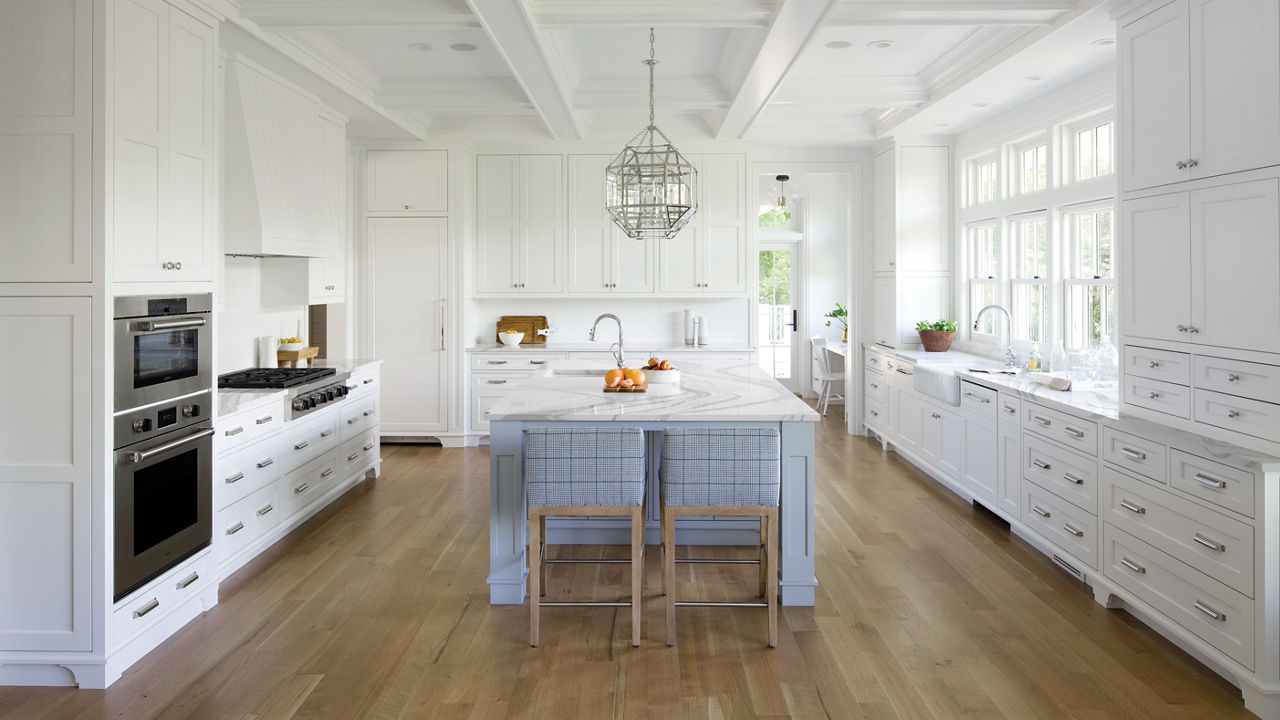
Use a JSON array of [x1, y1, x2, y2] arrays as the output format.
[[775, 174, 790, 209], [606, 28, 698, 240]]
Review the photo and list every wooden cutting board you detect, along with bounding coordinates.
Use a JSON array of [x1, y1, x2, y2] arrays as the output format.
[[495, 315, 548, 344]]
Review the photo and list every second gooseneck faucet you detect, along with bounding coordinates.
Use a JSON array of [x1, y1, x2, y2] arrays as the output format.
[[589, 313, 625, 368], [972, 304, 1018, 367]]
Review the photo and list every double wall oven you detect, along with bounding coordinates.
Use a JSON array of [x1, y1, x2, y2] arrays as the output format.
[[113, 294, 214, 602]]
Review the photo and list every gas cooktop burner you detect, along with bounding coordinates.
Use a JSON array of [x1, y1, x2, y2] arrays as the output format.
[[218, 367, 337, 389]]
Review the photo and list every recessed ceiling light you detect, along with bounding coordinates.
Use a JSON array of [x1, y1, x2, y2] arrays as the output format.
[[408, 42, 433, 52], [933, 122, 950, 129], [1092, 38, 1115, 46], [450, 43, 478, 52], [867, 40, 894, 49], [1023, 74, 1043, 82], [972, 102, 991, 108], [825, 40, 853, 49]]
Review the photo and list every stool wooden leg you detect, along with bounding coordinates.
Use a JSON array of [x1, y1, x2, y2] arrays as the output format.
[[662, 505, 677, 646], [631, 506, 643, 647], [758, 514, 768, 598], [766, 506, 779, 648], [539, 515, 548, 596], [529, 508, 541, 648]]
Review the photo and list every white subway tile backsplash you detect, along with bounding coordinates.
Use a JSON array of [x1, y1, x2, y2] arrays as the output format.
[[219, 257, 306, 372]]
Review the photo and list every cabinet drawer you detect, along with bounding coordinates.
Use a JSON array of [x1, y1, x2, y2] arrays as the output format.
[[1022, 433, 1099, 515], [280, 453, 340, 519], [1022, 402, 1098, 455], [864, 370, 887, 406], [864, 349, 886, 373], [997, 392, 1021, 430], [217, 482, 281, 566], [1123, 376, 1191, 419], [340, 396, 379, 441], [1104, 525, 1254, 670], [1104, 467, 1254, 597], [214, 435, 282, 511], [865, 399, 887, 429], [345, 365, 381, 398], [340, 430, 380, 475], [1125, 346, 1191, 385], [111, 549, 214, 648], [959, 381, 997, 421], [216, 400, 284, 455], [1194, 389, 1280, 442], [1169, 450, 1257, 519], [469, 353, 566, 371], [1101, 427, 1167, 483], [471, 371, 531, 389], [1193, 355, 1280, 405], [280, 413, 340, 474], [1023, 485, 1098, 570]]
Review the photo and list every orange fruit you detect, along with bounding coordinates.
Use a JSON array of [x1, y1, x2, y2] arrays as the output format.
[[605, 369, 624, 387], [618, 378, 634, 389], [623, 368, 645, 385]]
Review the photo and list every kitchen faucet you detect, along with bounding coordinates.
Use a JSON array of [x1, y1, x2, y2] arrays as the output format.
[[973, 305, 1018, 367], [589, 313, 625, 368]]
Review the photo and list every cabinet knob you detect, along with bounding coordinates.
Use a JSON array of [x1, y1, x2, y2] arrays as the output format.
[[174, 261, 182, 270], [1227, 373, 1240, 383], [1186, 159, 1198, 168], [1149, 360, 1160, 368], [1227, 409, 1241, 419], [1176, 160, 1187, 170], [403, 204, 411, 210], [1176, 324, 1187, 332]]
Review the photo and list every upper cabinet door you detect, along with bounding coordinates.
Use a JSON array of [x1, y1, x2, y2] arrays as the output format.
[[1119, 1, 1191, 192], [1190, 0, 1280, 180], [658, 224, 700, 294], [518, 156, 563, 293], [475, 155, 519, 293], [1119, 191, 1192, 343], [566, 155, 613, 293], [612, 230, 655, 293], [703, 226, 744, 293], [701, 155, 747, 292], [164, 7, 214, 282], [365, 150, 448, 215], [896, 146, 949, 273], [873, 150, 895, 274], [1191, 177, 1280, 353]]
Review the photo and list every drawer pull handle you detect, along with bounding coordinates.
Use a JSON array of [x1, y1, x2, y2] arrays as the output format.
[[1121, 557, 1146, 575], [1064, 426, 1085, 439], [1032, 459, 1051, 470], [1120, 500, 1146, 515], [348, 417, 357, 424], [1193, 533, 1226, 553], [1032, 505, 1051, 518], [869, 409, 878, 417], [1063, 473, 1084, 485], [363, 443, 375, 451], [1193, 473, 1227, 489], [1148, 391, 1160, 399], [321, 468, 334, 478], [1032, 416, 1051, 427], [1148, 360, 1160, 368], [225, 426, 244, 437], [895, 367, 912, 376], [488, 360, 508, 365], [256, 458, 274, 469], [226, 522, 245, 536], [488, 379, 508, 384], [363, 410, 374, 417], [530, 360, 545, 365], [256, 415, 273, 425], [1063, 523, 1084, 538], [1227, 373, 1240, 383], [1004, 405, 1017, 415], [294, 441, 309, 450], [321, 429, 333, 437], [257, 504, 274, 516], [1227, 410, 1241, 419], [964, 392, 990, 403], [348, 452, 360, 461], [1119, 447, 1147, 461], [294, 483, 309, 494], [177, 573, 199, 590], [1193, 600, 1225, 622], [363, 377, 374, 384], [225, 472, 245, 485], [133, 598, 160, 619]]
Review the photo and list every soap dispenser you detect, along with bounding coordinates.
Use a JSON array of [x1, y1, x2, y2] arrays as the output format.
[[1028, 341, 1043, 372]]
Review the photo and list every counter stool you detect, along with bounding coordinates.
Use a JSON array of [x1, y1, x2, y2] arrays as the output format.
[[660, 427, 781, 648], [525, 427, 647, 648]]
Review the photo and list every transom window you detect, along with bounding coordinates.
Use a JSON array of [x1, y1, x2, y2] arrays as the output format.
[[973, 156, 999, 205], [1017, 140, 1048, 194], [1073, 118, 1114, 182]]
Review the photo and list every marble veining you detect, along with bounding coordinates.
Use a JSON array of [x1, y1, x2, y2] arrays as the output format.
[[217, 389, 285, 418], [467, 342, 754, 353], [485, 359, 820, 423], [308, 358, 383, 374], [957, 369, 1121, 421]]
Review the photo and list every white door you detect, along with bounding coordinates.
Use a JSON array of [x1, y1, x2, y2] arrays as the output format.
[[367, 217, 448, 434], [519, 155, 563, 293], [757, 243, 802, 394], [365, 150, 448, 214], [1119, 0, 1191, 192], [476, 155, 518, 293], [659, 224, 701, 293], [165, 7, 215, 282], [1120, 191, 1192, 342]]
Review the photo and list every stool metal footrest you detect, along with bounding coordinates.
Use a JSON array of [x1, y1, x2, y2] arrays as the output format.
[[676, 558, 759, 564], [675, 601, 768, 608], [541, 601, 633, 607], [545, 558, 632, 564]]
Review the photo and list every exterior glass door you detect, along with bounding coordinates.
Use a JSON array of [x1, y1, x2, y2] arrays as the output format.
[[758, 245, 801, 394]]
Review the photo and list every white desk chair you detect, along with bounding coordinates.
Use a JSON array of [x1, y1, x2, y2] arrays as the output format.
[[810, 337, 845, 417]]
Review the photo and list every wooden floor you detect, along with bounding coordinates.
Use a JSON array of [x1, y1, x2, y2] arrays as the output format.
[[1, 409, 1257, 720]]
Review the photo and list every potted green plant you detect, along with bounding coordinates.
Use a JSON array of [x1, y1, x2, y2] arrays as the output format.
[[915, 319, 957, 352], [824, 303, 848, 343]]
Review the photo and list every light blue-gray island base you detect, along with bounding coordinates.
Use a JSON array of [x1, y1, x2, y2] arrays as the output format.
[[486, 359, 822, 606]]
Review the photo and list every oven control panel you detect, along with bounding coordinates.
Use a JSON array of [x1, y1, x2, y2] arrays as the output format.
[[115, 391, 211, 449]]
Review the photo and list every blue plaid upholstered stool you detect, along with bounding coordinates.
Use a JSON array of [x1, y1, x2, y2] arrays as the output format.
[[660, 427, 781, 648], [525, 427, 647, 648]]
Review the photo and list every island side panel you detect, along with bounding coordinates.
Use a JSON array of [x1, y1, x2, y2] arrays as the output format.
[[780, 420, 817, 606], [488, 420, 527, 604]]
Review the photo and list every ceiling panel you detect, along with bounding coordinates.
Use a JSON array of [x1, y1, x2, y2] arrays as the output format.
[[325, 28, 510, 79], [561, 26, 739, 81], [789, 25, 979, 77]]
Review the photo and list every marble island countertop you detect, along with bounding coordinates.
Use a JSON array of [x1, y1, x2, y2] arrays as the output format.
[[467, 342, 755, 354], [485, 359, 820, 423]]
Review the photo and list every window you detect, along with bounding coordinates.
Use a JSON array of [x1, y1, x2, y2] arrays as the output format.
[[1010, 215, 1048, 343], [1064, 205, 1115, 350], [1072, 118, 1114, 182], [970, 155, 999, 205], [967, 223, 1001, 338], [1016, 140, 1048, 194]]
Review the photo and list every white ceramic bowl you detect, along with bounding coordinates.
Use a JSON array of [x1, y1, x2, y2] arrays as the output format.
[[499, 331, 524, 347], [278, 341, 305, 351], [645, 368, 680, 384]]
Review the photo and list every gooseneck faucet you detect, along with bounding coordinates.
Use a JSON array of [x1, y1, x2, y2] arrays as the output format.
[[589, 313, 625, 368], [973, 304, 1018, 367]]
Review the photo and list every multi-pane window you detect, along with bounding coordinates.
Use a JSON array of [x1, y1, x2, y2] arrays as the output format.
[[967, 223, 1001, 337], [1064, 206, 1115, 350], [1018, 141, 1048, 194], [1074, 120, 1114, 181], [973, 157, 998, 205], [1010, 215, 1048, 343]]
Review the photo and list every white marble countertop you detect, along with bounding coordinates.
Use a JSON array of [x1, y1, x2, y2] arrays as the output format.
[[467, 342, 755, 354], [308, 358, 383, 373], [486, 359, 820, 423], [217, 389, 285, 418]]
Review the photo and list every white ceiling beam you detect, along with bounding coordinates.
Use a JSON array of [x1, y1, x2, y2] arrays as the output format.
[[377, 78, 534, 113], [239, 0, 480, 30], [716, 0, 839, 140], [575, 76, 731, 113], [828, 0, 1075, 25], [530, 0, 776, 28], [465, 0, 583, 140]]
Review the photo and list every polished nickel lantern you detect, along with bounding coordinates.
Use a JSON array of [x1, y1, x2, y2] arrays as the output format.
[[606, 28, 697, 240]]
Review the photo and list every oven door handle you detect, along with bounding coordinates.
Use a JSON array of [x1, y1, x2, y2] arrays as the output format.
[[132, 317, 207, 332], [125, 428, 214, 464]]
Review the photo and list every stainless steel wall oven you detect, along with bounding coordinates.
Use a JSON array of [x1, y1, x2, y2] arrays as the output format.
[[114, 294, 212, 412]]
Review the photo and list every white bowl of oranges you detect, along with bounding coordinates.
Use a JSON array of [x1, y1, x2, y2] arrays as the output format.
[[641, 357, 680, 384], [279, 337, 305, 351], [498, 330, 524, 347]]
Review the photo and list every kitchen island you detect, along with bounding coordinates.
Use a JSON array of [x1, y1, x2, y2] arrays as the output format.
[[487, 359, 822, 606]]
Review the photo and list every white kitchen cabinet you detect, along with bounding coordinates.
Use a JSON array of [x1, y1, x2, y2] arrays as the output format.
[[890, 383, 922, 453], [897, 275, 950, 346], [365, 150, 448, 215], [657, 154, 747, 295], [475, 155, 564, 294], [1120, 191, 1191, 344], [961, 413, 998, 509], [366, 217, 448, 435], [260, 256, 344, 306], [0, 0, 93, 283], [919, 400, 962, 480], [997, 393, 1022, 520], [1119, 0, 1280, 192], [566, 155, 656, 294], [112, 0, 216, 283], [873, 150, 895, 274]]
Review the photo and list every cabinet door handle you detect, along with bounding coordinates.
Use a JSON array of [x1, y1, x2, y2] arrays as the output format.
[[133, 598, 160, 618], [1176, 160, 1187, 170], [964, 392, 990, 404], [321, 429, 333, 438], [1148, 391, 1160, 399], [1193, 473, 1226, 489], [256, 458, 274, 469], [294, 441, 309, 450], [1193, 600, 1225, 622], [869, 409, 879, 417], [488, 360, 508, 365], [225, 472, 245, 485], [1004, 404, 1017, 415], [1032, 459, 1051, 470], [1032, 505, 1050, 518], [1120, 500, 1146, 515], [1186, 158, 1198, 168], [1226, 373, 1241, 382], [488, 379, 507, 384], [348, 452, 360, 461], [1063, 523, 1084, 538], [1177, 324, 1188, 332], [930, 412, 940, 419], [1121, 557, 1146, 575], [321, 468, 334, 478], [294, 483, 310, 494], [363, 443, 375, 452], [256, 415, 273, 425], [1227, 410, 1241, 419], [348, 417, 358, 424], [869, 383, 878, 389], [1032, 415, 1051, 427], [1192, 533, 1226, 553], [1119, 447, 1146, 461], [225, 426, 245, 437], [363, 377, 374, 384], [529, 360, 545, 365], [226, 522, 245, 536], [1149, 360, 1160, 368], [363, 410, 374, 417], [1063, 426, 1085, 439], [1063, 473, 1084, 485], [177, 572, 199, 590], [257, 504, 274, 516]]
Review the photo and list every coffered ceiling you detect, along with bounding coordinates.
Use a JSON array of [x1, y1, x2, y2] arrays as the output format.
[[232, 0, 1116, 144]]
